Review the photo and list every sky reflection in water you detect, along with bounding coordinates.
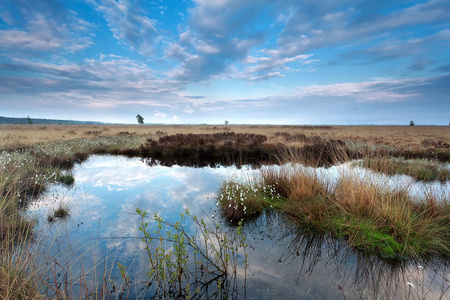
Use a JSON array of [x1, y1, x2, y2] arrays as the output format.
[[29, 155, 449, 299]]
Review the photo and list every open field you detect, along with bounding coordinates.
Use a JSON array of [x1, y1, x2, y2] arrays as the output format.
[[1, 124, 449, 151], [0, 124, 449, 299]]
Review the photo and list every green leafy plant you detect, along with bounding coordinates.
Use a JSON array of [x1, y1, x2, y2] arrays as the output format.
[[128, 208, 248, 299]]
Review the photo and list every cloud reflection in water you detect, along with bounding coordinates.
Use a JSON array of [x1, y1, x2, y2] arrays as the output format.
[[28, 155, 449, 299]]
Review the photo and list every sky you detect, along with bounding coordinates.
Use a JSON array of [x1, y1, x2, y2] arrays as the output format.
[[0, 0, 449, 125]]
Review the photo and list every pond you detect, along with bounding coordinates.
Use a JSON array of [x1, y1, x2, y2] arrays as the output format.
[[28, 155, 449, 299]]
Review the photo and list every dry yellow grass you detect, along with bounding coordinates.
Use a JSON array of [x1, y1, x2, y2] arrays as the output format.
[[1, 124, 448, 151]]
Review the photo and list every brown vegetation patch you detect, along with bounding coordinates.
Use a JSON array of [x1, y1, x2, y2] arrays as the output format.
[[421, 139, 450, 149], [140, 132, 274, 165], [84, 130, 103, 136], [117, 131, 133, 136]]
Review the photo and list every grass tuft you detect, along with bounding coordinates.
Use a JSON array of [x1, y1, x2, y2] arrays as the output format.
[[48, 203, 70, 222]]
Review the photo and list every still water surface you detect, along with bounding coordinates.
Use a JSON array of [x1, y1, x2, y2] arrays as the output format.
[[29, 155, 449, 299]]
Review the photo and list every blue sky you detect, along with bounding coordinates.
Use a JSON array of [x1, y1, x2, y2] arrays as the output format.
[[0, 0, 449, 125]]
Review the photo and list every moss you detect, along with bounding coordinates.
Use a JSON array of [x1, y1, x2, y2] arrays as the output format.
[[330, 216, 406, 258]]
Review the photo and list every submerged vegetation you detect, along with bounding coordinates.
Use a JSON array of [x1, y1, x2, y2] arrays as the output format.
[[0, 124, 448, 298]]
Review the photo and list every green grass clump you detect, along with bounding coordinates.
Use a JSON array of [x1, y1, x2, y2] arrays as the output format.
[[57, 174, 75, 186]]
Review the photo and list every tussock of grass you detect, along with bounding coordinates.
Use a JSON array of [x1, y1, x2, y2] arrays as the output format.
[[141, 132, 273, 165], [274, 169, 449, 259], [48, 203, 70, 222]]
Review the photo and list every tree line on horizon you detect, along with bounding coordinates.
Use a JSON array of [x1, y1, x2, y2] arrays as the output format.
[[0, 116, 104, 125]]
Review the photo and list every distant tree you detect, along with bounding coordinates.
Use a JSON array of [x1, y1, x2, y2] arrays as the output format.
[[27, 116, 33, 124], [409, 120, 415, 126], [224, 120, 229, 126], [136, 114, 144, 125]]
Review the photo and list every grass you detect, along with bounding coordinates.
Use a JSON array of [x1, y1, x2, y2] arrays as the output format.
[[47, 202, 70, 222], [218, 180, 281, 222], [218, 151, 450, 259], [0, 184, 41, 299], [0, 241, 44, 300], [355, 157, 450, 182]]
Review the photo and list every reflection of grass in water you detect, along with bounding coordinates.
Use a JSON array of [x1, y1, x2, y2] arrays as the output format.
[[244, 211, 449, 299], [293, 232, 450, 299], [355, 157, 450, 182]]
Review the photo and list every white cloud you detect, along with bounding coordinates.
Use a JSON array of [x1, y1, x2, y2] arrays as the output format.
[[274, 0, 450, 58], [0, 6, 93, 53], [166, 0, 271, 82], [154, 112, 167, 118], [239, 53, 314, 80], [183, 106, 195, 114], [96, 0, 158, 55], [293, 78, 422, 102], [249, 72, 284, 81], [0, 56, 184, 113]]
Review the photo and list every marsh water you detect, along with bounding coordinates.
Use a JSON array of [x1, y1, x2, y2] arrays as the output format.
[[28, 155, 449, 299]]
